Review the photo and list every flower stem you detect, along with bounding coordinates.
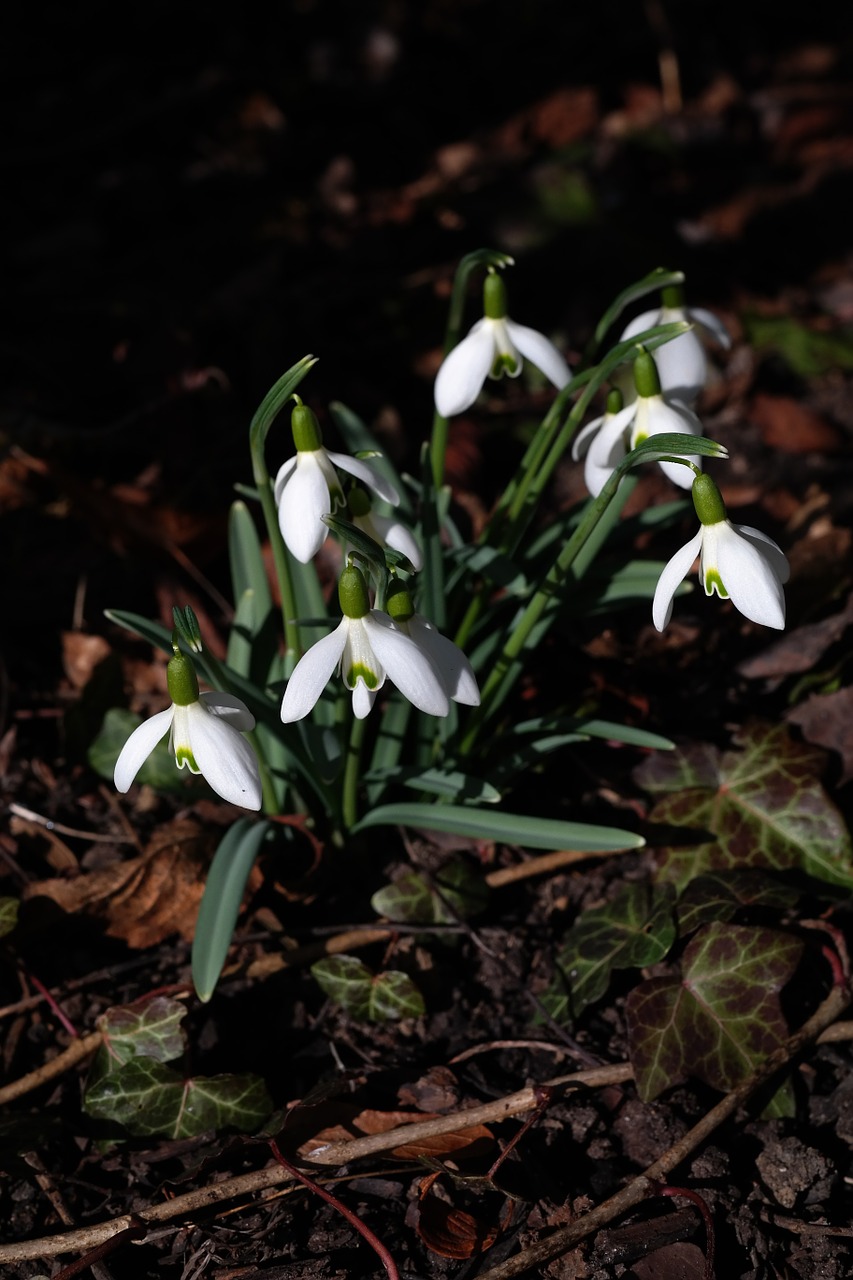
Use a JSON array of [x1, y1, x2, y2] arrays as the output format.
[[342, 711, 367, 831]]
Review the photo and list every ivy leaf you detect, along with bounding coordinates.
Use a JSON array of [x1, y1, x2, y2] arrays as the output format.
[[84, 1058, 272, 1138], [371, 858, 489, 925], [311, 955, 425, 1022], [676, 870, 808, 936], [626, 922, 803, 1101], [544, 882, 676, 1022], [634, 721, 853, 890], [0, 898, 19, 938], [95, 996, 187, 1072]]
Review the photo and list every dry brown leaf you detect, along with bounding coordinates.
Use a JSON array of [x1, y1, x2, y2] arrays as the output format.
[[23, 818, 218, 947], [750, 393, 843, 454], [298, 1105, 493, 1162], [415, 1170, 512, 1260], [61, 632, 113, 690], [787, 687, 853, 783]]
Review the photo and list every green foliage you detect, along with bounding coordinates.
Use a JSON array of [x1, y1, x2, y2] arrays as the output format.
[[543, 883, 676, 1022], [311, 955, 426, 1022], [84, 996, 271, 1140], [354, 804, 645, 852], [634, 721, 853, 890], [371, 857, 490, 925], [625, 922, 803, 1101], [742, 313, 853, 377], [192, 820, 270, 1002], [0, 898, 19, 938]]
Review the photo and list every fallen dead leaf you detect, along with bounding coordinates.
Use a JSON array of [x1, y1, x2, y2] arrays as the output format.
[[23, 818, 220, 947], [750, 393, 844, 454], [787, 686, 853, 783]]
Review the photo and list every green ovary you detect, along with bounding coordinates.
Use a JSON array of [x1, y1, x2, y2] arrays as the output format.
[[346, 663, 379, 690], [704, 568, 728, 598]]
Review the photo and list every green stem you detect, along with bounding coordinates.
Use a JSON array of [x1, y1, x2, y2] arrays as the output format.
[[342, 712, 367, 831], [429, 249, 514, 489], [457, 465, 630, 758]]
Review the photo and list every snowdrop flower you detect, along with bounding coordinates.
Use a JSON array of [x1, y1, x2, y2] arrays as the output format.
[[618, 285, 731, 405], [114, 647, 262, 810], [274, 402, 400, 563], [434, 270, 571, 417], [573, 352, 702, 496], [653, 473, 789, 631], [385, 581, 480, 706], [281, 565, 450, 721], [348, 486, 423, 571]]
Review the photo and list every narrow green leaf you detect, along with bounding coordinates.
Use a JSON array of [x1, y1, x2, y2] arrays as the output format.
[[362, 766, 501, 805], [192, 820, 270, 1002], [353, 803, 644, 852]]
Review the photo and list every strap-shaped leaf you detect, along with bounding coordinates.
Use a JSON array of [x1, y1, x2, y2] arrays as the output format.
[[192, 820, 269, 1002], [353, 803, 644, 852]]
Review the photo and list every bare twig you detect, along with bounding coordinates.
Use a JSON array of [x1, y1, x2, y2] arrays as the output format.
[[473, 981, 851, 1279]]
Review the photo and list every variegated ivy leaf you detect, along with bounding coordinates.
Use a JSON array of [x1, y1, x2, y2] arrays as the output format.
[[634, 721, 853, 891], [626, 921, 803, 1101], [542, 881, 676, 1023], [371, 858, 489, 925], [311, 955, 425, 1022], [95, 996, 187, 1072]]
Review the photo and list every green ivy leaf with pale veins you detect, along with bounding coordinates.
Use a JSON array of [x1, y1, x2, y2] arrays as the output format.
[[542, 882, 676, 1023], [311, 955, 425, 1022], [626, 921, 803, 1101], [634, 720, 853, 891], [84, 1058, 272, 1138]]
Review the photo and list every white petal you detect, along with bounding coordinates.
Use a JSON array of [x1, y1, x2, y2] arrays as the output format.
[[278, 453, 330, 563], [272, 455, 297, 504], [504, 320, 571, 389], [572, 413, 604, 461], [434, 320, 496, 417], [364, 613, 450, 716], [652, 529, 703, 631], [653, 331, 707, 405], [351, 680, 376, 719], [184, 702, 262, 810], [367, 512, 424, 571], [715, 525, 786, 629], [409, 617, 480, 705], [733, 524, 790, 584], [584, 406, 636, 496], [200, 691, 256, 732], [114, 707, 174, 792], [618, 307, 661, 343], [637, 396, 701, 489], [688, 306, 732, 349], [326, 450, 400, 507], [280, 622, 349, 722]]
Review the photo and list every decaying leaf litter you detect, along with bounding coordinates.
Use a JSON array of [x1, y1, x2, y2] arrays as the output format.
[[3, 4, 853, 1277]]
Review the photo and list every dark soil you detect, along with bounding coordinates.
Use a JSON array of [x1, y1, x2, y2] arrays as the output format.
[[3, 3, 853, 1278]]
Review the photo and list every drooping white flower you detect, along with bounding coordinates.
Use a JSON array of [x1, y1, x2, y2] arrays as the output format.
[[385, 582, 480, 706], [280, 565, 450, 721], [573, 353, 702, 496], [434, 270, 570, 418], [114, 649, 262, 810], [274, 402, 400, 563], [348, 486, 423, 571], [653, 473, 789, 631], [618, 286, 731, 405]]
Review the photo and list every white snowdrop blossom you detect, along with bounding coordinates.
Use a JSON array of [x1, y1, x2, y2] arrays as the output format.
[[348, 486, 423, 571], [573, 353, 702, 497], [274, 403, 400, 564], [114, 649, 262, 810], [618, 287, 731, 405], [653, 473, 789, 631], [434, 270, 570, 418], [281, 566, 450, 722], [385, 584, 480, 706]]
